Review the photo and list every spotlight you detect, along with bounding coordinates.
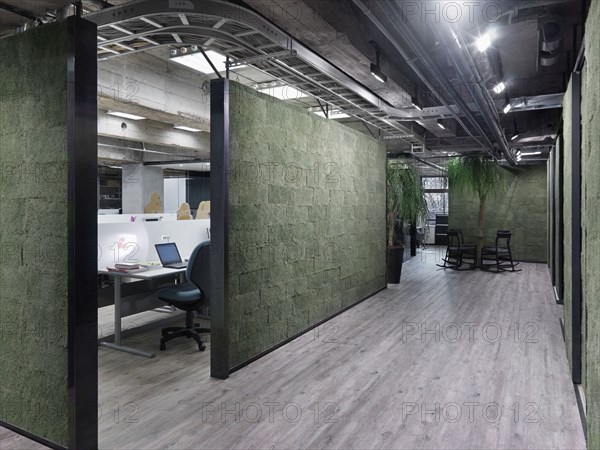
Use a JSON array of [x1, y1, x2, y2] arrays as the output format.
[[370, 63, 387, 83], [493, 82, 506, 94], [411, 96, 422, 111], [370, 43, 387, 83], [475, 32, 492, 52], [180, 47, 188, 54], [190, 45, 198, 52], [170, 49, 178, 56], [503, 102, 512, 114]]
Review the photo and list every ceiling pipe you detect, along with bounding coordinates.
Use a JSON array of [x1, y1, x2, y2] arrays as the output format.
[[432, 25, 516, 165], [0, 1, 38, 21], [352, 0, 499, 159]]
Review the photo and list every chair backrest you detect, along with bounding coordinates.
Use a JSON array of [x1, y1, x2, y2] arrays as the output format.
[[186, 241, 211, 301], [496, 230, 511, 248], [447, 230, 460, 248]]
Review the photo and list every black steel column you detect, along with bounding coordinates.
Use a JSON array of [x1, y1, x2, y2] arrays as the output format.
[[570, 71, 582, 384], [553, 139, 564, 303], [66, 16, 98, 450], [210, 79, 230, 379]]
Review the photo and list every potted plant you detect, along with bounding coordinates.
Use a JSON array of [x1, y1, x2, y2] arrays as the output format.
[[447, 155, 505, 260], [386, 160, 428, 283]]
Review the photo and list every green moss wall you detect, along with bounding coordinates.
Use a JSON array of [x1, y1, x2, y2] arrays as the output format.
[[0, 24, 70, 446], [227, 82, 386, 367], [580, 0, 600, 445], [449, 165, 548, 262]]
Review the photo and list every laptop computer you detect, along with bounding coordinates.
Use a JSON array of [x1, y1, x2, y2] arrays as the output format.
[[155, 243, 187, 269]]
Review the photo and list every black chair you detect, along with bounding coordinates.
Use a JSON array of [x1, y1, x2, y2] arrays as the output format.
[[456, 229, 478, 268], [480, 230, 521, 272], [437, 229, 477, 270], [156, 241, 211, 351]]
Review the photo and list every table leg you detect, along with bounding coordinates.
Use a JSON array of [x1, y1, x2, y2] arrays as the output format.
[[99, 276, 156, 358]]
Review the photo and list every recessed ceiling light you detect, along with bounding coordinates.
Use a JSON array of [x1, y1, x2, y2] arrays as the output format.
[[313, 110, 351, 119], [258, 85, 308, 100], [174, 125, 202, 132], [107, 111, 146, 120], [475, 32, 492, 52], [171, 49, 246, 74], [521, 151, 542, 156], [493, 82, 506, 94]]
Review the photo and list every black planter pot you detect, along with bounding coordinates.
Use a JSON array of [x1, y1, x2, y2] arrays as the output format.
[[386, 246, 404, 284]]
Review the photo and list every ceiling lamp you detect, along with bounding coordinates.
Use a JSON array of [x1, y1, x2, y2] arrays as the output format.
[[370, 43, 387, 83], [493, 82, 506, 94], [107, 111, 146, 121], [475, 32, 492, 52], [437, 119, 446, 130], [411, 96, 422, 111], [503, 101, 512, 114], [521, 151, 542, 156], [511, 133, 520, 141], [174, 125, 202, 132]]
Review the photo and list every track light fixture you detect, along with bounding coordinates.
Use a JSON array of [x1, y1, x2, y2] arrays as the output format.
[[411, 96, 422, 111], [475, 31, 492, 52], [369, 41, 387, 83], [493, 81, 506, 94]]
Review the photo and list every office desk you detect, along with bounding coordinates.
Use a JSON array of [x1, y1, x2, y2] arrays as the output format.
[[98, 267, 186, 358]]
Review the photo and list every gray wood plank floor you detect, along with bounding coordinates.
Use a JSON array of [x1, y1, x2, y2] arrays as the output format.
[[1, 249, 586, 449], [97, 249, 585, 449]]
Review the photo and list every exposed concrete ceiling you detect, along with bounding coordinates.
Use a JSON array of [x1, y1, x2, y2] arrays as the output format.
[[1, 0, 585, 167]]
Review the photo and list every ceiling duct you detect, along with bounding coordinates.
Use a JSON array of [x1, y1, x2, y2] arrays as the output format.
[[539, 16, 565, 67]]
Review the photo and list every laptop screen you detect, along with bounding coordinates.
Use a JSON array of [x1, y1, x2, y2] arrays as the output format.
[[155, 243, 182, 265]]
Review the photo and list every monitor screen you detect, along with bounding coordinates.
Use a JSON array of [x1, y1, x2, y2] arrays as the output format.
[[155, 243, 182, 265]]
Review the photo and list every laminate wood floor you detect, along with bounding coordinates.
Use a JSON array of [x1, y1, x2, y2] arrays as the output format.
[[2, 250, 586, 449], [98, 250, 585, 449]]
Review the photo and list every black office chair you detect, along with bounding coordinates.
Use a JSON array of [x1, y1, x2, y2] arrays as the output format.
[[156, 241, 211, 351], [480, 230, 521, 272]]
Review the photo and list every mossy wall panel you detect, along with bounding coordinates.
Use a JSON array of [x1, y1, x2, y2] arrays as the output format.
[[0, 24, 69, 446], [580, 0, 600, 445], [449, 165, 548, 262], [226, 82, 386, 367]]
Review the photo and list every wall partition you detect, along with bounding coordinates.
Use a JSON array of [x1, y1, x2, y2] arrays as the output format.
[[210, 80, 386, 376], [0, 17, 98, 449]]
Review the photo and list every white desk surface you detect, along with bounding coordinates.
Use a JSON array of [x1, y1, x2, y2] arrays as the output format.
[[98, 266, 186, 280]]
